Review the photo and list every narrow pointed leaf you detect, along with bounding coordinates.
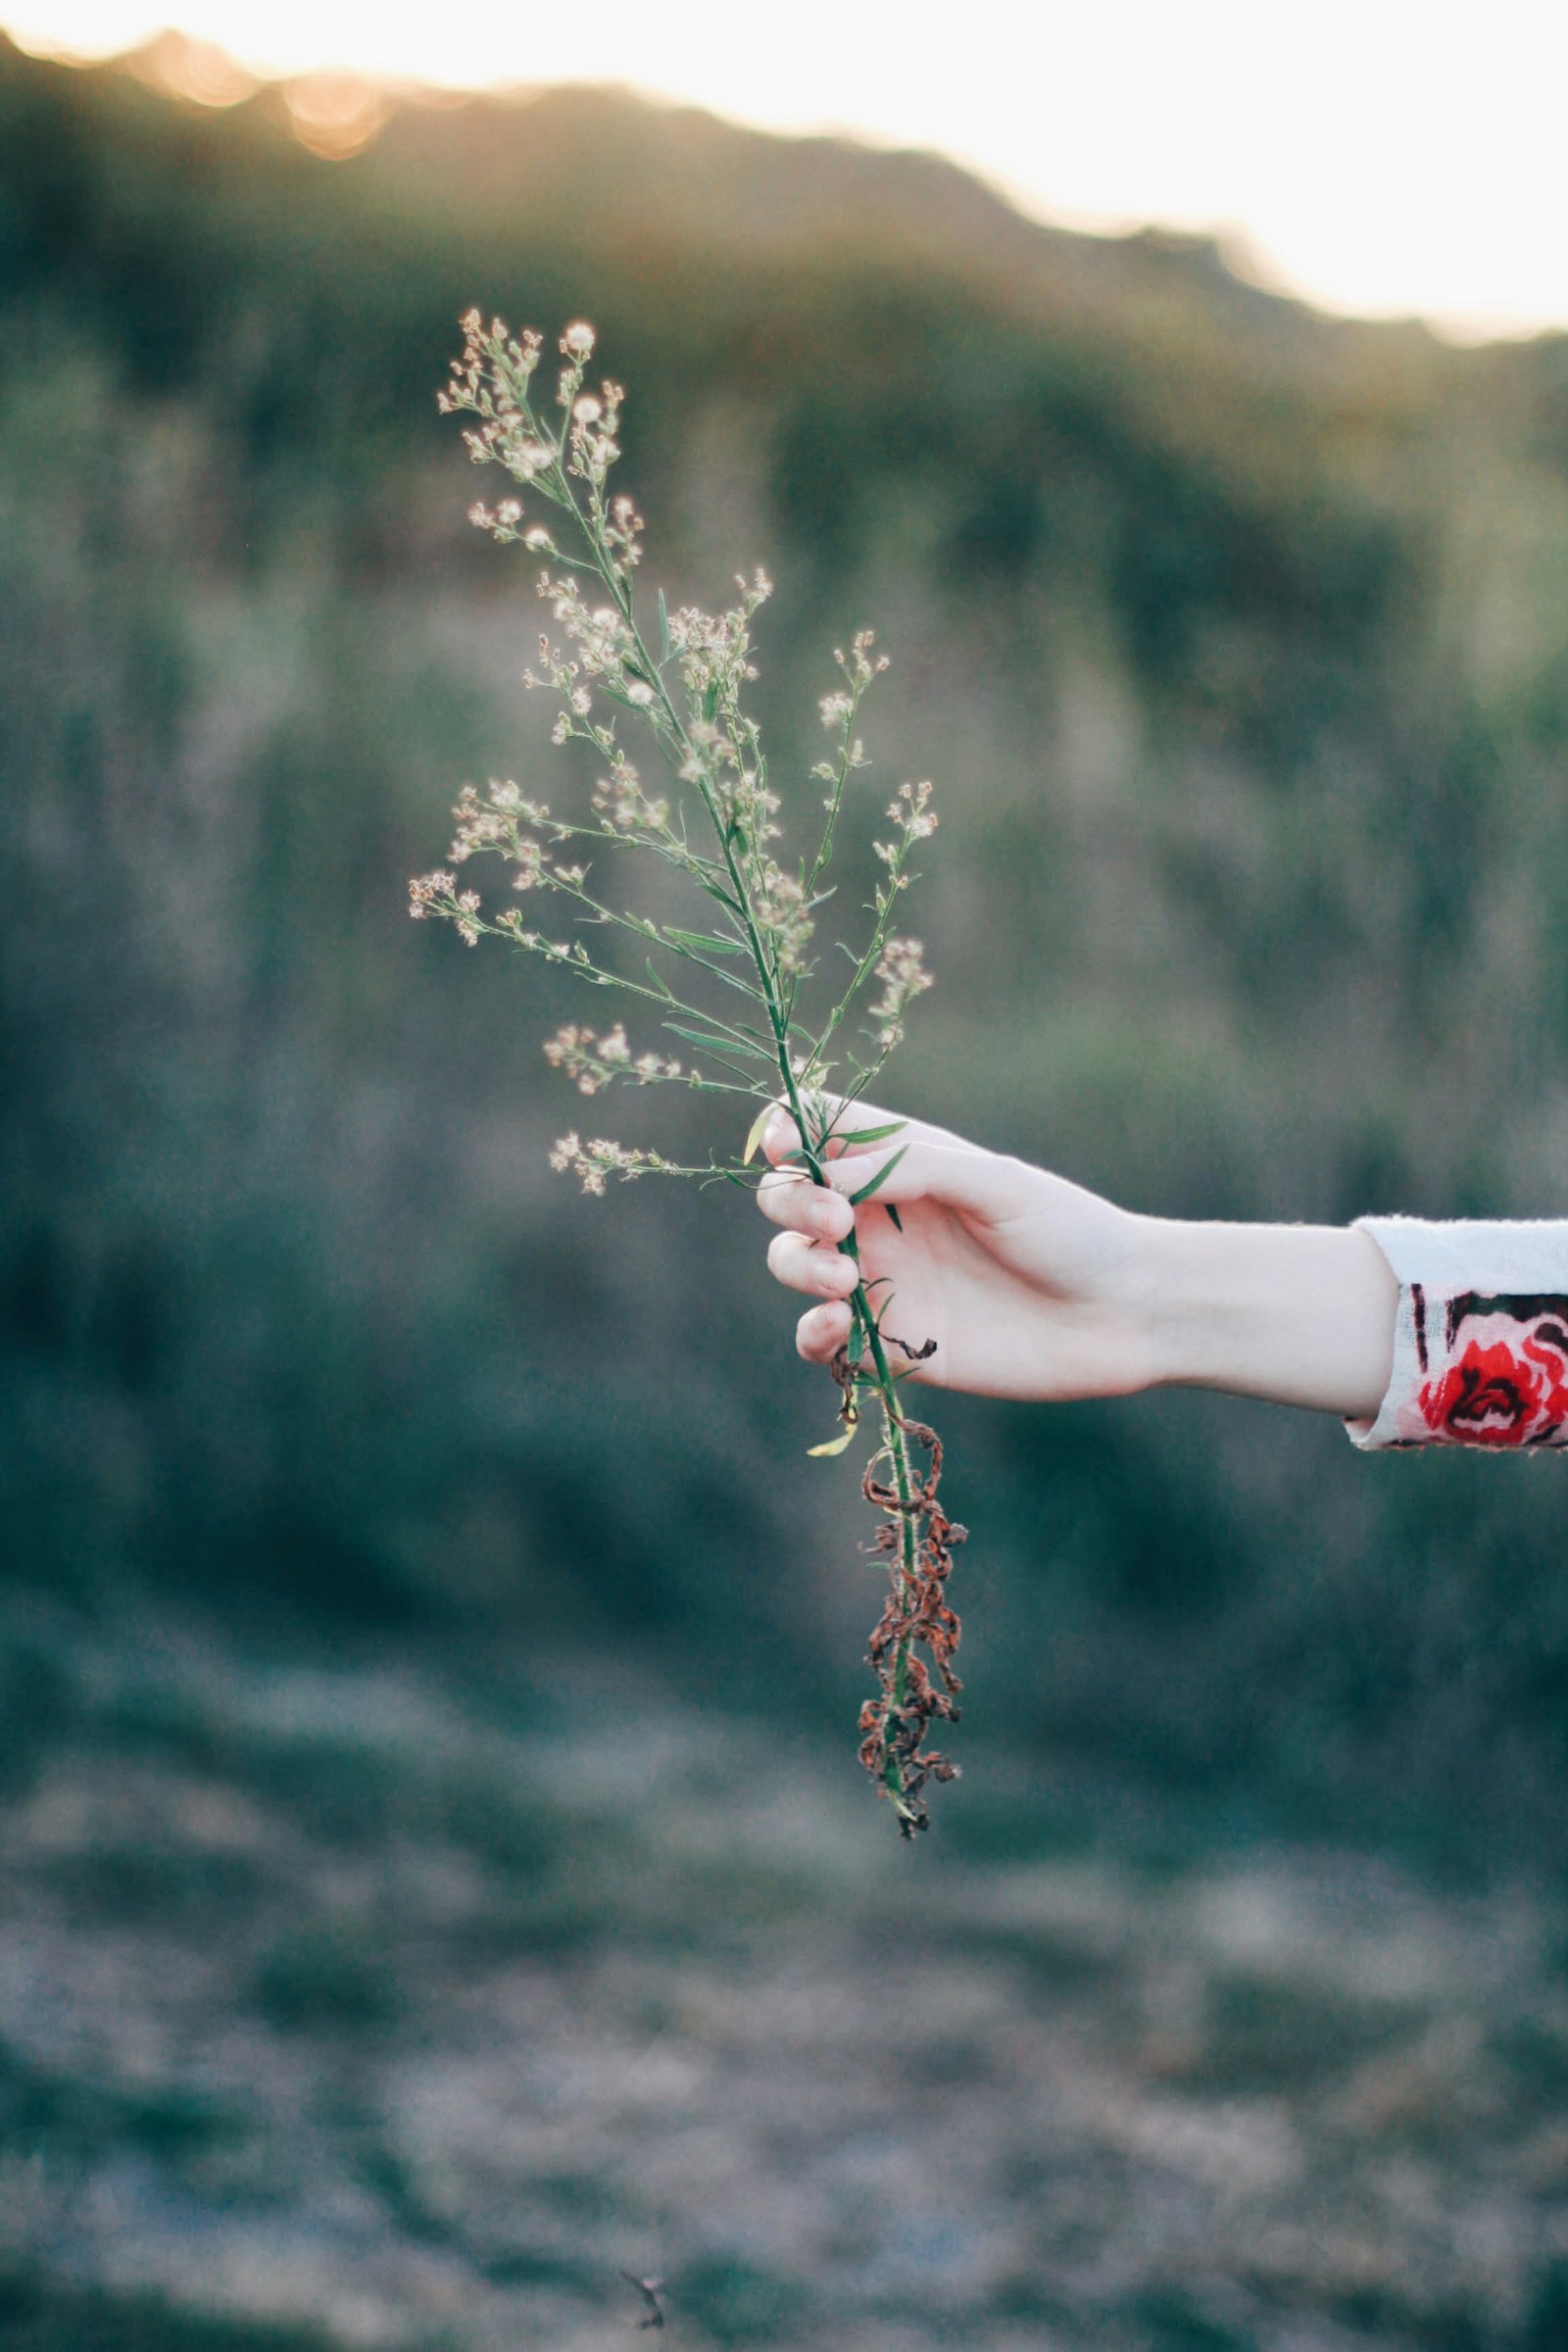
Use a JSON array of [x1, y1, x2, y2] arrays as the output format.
[[885, 1202, 905, 1234], [658, 587, 670, 665], [665, 927, 750, 956], [832, 1120, 906, 1149], [665, 1023, 766, 1059], [742, 1102, 777, 1164], [808, 1422, 858, 1458], [848, 1143, 909, 1205]]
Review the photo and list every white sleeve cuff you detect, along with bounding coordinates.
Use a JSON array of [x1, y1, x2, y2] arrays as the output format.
[[1347, 1216, 1568, 1449]]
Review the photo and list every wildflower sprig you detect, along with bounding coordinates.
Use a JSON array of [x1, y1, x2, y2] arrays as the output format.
[[417, 313, 962, 1832]]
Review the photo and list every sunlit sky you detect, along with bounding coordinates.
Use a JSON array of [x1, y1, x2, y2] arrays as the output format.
[[10, 0, 1568, 341]]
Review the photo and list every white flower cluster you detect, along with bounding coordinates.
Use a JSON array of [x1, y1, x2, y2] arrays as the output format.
[[443, 781, 564, 894], [408, 867, 455, 910], [536, 573, 640, 691], [819, 630, 888, 732], [408, 869, 484, 945], [442, 317, 646, 575], [873, 779, 938, 877], [547, 1132, 671, 1196], [422, 317, 940, 1173], [888, 779, 937, 842], [667, 573, 770, 710], [591, 753, 668, 837], [543, 1022, 686, 1095], [565, 375, 623, 496], [755, 865, 813, 976], [869, 936, 933, 1048], [439, 312, 546, 488], [543, 1022, 632, 1095], [711, 758, 781, 847]]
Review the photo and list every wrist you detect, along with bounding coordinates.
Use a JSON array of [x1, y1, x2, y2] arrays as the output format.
[[1133, 1214, 1397, 1419]]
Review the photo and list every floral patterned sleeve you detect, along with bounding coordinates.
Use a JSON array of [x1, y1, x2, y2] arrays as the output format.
[[1348, 1217, 1568, 1449]]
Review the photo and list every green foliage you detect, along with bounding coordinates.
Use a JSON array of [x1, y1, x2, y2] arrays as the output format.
[[6, 36, 1568, 1860]]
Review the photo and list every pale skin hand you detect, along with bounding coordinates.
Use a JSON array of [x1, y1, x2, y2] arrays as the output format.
[[757, 1103, 1398, 1422]]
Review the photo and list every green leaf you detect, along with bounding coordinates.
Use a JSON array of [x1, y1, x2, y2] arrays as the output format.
[[832, 1119, 906, 1149], [848, 1144, 909, 1205], [665, 1022, 766, 1060], [658, 587, 671, 665], [885, 1202, 905, 1234], [665, 927, 749, 956]]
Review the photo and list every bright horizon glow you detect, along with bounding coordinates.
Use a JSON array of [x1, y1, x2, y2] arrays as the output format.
[[9, 0, 1568, 343]]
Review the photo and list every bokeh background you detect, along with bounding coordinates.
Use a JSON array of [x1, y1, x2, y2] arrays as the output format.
[[7, 30, 1568, 2349]]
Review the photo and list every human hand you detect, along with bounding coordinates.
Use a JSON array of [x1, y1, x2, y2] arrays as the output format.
[[755, 1102, 1397, 1418], [756, 1102, 1159, 1401]]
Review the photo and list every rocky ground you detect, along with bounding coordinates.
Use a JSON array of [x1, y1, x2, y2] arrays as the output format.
[[3, 1602, 1567, 2351]]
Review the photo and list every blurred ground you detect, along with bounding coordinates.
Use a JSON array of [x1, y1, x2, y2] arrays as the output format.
[[4, 1601, 1568, 2352]]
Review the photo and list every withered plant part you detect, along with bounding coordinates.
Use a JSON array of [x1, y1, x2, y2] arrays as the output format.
[[619, 2273, 667, 2330], [411, 312, 964, 1833], [858, 1413, 966, 1837]]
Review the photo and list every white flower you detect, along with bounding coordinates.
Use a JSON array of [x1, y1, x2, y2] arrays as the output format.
[[562, 321, 596, 360], [869, 936, 932, 1044], [889, 780, 938, 841]]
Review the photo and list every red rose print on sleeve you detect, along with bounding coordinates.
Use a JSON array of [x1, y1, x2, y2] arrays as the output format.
[[1419, 1330, 1568, 1446]]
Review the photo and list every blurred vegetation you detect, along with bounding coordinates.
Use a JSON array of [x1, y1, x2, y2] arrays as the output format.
[[8, 33, 1568, 1867]]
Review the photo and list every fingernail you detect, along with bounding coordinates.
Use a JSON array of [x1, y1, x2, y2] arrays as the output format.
[[764, 1110, 791, 1152]]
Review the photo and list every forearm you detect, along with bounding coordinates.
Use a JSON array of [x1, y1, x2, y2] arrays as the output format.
[[764, 1106, 1568, 1443], [1135, 1216, 1397, 1420]]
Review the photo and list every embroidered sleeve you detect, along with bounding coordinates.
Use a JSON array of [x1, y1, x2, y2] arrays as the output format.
[[1348, 1217, 1568, 1449]]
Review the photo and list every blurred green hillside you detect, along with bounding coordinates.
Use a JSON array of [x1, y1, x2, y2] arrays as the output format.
[[8, 32, 1568, 1862]]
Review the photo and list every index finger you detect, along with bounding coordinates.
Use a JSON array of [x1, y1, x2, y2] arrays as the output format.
[[759, 1095, 956, 1169], [758, 1164, 856, 1238]]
